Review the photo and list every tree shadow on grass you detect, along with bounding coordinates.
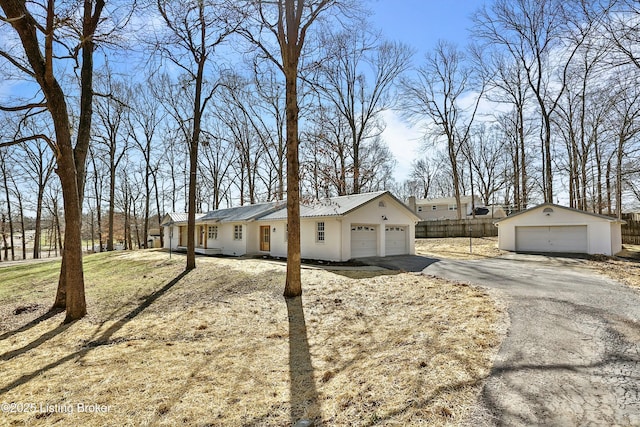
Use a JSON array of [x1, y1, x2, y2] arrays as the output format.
[[0, 308, 64, 342], [286, 296, 322, 426], [0, 270, 190, 395], [0, 320, 72, 361]]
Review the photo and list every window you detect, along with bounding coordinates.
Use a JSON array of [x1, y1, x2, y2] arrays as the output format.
[[208, 225, 218, 240], [316, 222, 325, 242], [233, 225, 243, 240], [417, 206, 423, 212], [431, 205, 437, 211], [448, 204, 457, 211]]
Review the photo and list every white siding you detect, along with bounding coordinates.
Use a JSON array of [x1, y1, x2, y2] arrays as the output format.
[[221, 223, 247, 256], [497, 205, 623, 256], [343, 193, 417, 259], [163, 226, 181, 249]]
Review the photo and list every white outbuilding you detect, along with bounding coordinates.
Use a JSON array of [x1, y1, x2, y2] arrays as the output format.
[[495, 203, 626, 256]]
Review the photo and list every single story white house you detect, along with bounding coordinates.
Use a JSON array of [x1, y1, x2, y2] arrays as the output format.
[[495, 203, 626, 256], [161, 191, 421, 261]]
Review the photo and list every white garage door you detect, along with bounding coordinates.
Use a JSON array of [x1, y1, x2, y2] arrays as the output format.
[[385, 226, 408, 256], [351, 225, 377, 258], [516, 225, 588, 253]]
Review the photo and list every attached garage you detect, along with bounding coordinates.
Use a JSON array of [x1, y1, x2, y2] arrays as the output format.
[[351, 225, 378, 258], [385, 226, 409, 256], [496, 203, 626, 256], [515, 225, 588, 253]]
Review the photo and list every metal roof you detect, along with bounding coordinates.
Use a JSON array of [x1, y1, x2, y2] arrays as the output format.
[[162, 191, 419, 225], [161, 212, 205, 225], [494, 203, 627, 224], [200, 201, 284, 223], [258, 191, 405, 220], [416, 195, 480, 205]]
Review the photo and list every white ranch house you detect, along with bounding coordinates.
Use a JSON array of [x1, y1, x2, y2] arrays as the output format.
[[495, 203, 626, 256], [161, 191, 420, 261]]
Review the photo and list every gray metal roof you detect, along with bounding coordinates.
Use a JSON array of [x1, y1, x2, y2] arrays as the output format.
[[259, 191, 394, 220], [161, 212, 205, 225], [200, 201, 284, 223], [162, 191, 419, 225], [494, 203, 627, 224]]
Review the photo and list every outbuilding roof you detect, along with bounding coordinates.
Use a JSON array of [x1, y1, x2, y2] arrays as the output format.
[[494, 203, 627, 224]]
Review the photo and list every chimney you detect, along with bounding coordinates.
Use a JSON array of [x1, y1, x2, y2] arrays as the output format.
[[408, 196, 417, 212]]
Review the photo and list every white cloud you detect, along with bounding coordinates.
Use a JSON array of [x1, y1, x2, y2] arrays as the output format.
[[380, 110, 423, 182]]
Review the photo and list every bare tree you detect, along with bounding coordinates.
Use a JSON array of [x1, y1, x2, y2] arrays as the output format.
[[400, 40, 485, 220], [155, 0, 241, 271], [482, 53, 532, 210], [242, 0, 350, 297], [93, 73, 130, 251], [127, 82, 167, 248], [315, 27, 412, 193], [474, 0, 597, 203], [0, 0, 106, 321], [18, 135, 56, 258], [607, 75, 640, 218], [0, 147, 15, 260]]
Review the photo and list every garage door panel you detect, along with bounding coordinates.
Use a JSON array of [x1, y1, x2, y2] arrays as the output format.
[[385, 226, 408, 256], [516, 226, 587, 253], [351, 225, 377, 258]]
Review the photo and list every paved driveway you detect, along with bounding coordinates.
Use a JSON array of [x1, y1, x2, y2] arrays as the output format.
[[421, 254, 640, 426]]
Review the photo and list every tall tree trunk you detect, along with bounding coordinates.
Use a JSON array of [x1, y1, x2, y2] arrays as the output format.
[[15, 190, 26, 260], [153, 169, 163, 247], [34, 187, 45, 259], [107, 159, 116, 251], [606, 159, 612, 215], [1, 156, 15, 261], [185, 57, 205, 271], [284, 65, 302, 297]]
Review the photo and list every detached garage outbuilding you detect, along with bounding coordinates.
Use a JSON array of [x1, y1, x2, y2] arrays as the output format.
[[495, 203, 626, 256]]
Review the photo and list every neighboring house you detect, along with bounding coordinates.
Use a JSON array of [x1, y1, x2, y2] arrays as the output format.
[[408, 196, 484, 220], [495, 203, 626, 256], [161, 191, 420, 261], [147, 228, 162, 248]]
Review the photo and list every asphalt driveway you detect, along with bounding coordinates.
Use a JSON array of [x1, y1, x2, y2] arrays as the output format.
[[420, 254, 640, 426]]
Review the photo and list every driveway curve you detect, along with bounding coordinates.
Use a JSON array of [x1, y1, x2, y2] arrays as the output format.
[[423, 254, 640, 427]]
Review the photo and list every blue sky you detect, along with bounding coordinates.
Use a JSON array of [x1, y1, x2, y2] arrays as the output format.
[[369, 0, 483, 54], [369, 1, 485, 182]]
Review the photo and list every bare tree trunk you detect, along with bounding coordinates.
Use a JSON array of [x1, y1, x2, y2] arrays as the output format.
[[284, 64, 302, 297], [0, 154, 15, 261], [14, 188, 26, 260], [1, 214, 7, 261]]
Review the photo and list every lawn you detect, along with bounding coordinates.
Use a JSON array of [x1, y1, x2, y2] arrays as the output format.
[[0, 250, 505, 426], [415, 237, 505, 260], [417, 237, 640, 290]]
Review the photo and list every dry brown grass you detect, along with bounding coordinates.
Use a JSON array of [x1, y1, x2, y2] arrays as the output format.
[[416, 237, 505, 260], [415, 238, 640, 293], [586, 244, 640, 291], [0, 250, 505, 426]]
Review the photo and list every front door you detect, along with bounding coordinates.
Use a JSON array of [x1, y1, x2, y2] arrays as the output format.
[[260, 226, 270, 252]]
